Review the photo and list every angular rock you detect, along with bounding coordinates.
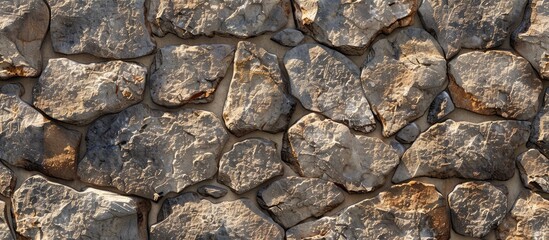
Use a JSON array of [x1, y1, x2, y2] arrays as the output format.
[[223, 41, 295, 136], [497, 190, 549, 239], [420, 0, 527, 58], [393, 120, 530, 182], [286, 181, 450, 240], [0, 163, 15, 198], [218, 138, 284, 194], [33, 58, 147, 125], [390, 140, 407, 157], [12, 176, 149, 240], [150, 193, 284, 239], [361, 27, 447, 136], [78, 104, 229, 200], [427, 91, 455, 124], [395, 122, 420, 144], [258, 176, 345, 229], [47, 0, 156, 59], [292, 0, 418, 55], [284, 44, 376, 133], [150, 44, 234, 107], [283, 113, 400, 192], [0, 201, 12, 240], [530, 89, 549, 156], [271, 29, 304, 47], [449, 51, 542, 120], [0, 0, 49, 79], [197, 185, 228, 199], [517, 149, 549, 193]]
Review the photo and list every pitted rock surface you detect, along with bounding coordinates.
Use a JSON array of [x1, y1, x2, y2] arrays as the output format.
[[497, 190, 549, 239], [0, 201, 12, 240], [0, 163, 15, 198], [530, 89, 549, 156], [517, 149, 549, 193]]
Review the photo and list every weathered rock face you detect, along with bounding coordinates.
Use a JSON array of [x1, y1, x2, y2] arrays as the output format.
[[271, 29, 305, 47], [197, 185, 228, 199], [0, 0, 49, 79], [517, 149, 549, 193], [12, 176, 149, 240], [0, 201, 13, 240], [47, 0, 156, 59], [393, 120, 530, 182], [150, 44, 234, 107], [395, 122, 420, 144], [147, 0, 290, 39], [283, 113, 400, 192], [286, 181, 450, 240], [284, 44, 376, 133], [292, 0, 418, 55], [218, 138, 283, 194], [223, 41, 295, 136], [420, 0, 527, 58], [258, 176, 345, 229], [449, 51, 542, 120], [427, 91, 455, 124], [530, 89, 549, 156], [0, 163, 15, 198], [78, 104, 229, 200], [151, 193, 284, 239], [362, 27, 447, 137], [448, 181, 508, 238], [497, 190, 549, 239]]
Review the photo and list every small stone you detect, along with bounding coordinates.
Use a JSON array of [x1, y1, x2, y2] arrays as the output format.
[[0, 163, 15, 198], [150, 44, 234, 107], [390, 140, 407, 157], [427, 91, 455, 124], [0, 201, 13, 240], [396, 123, 420, 144], [223, 41, 295, 136], [197, 185, 228, 199], [284, 44, 376, 133], [218, 138, 284, 194], [497, 190, 549, 239], [271, 29, 305, 47], [517, 149, 549, 193]]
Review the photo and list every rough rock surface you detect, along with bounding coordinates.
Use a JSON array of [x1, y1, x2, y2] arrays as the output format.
[[0, 0, 49, 79], [530, 89, 549, 156], [223, 41, 295, 136], [78, 104, 229, 200], [284, 44, 376, 133], [150, 44, 234, 107], [362, 27, 447, 136], [12, 176, 149, 240], [449, 51, 542, 120], [427, 91, 455, 124], [197, 185, 228, 199], [0, 163, 15, 198], [218, 138, 284, 194], [517, 149, 549, 193], [271, 29, 304, 47], [497, 190, 549, 239], [292, 0, 418, 55], [147, 0, 290, 39], [150, 193, 284, 239], [0, 201, 12, 240], [283, 113, 400, 192], [47, 0, 155, 59], [33, 58, 147, 125], [395, 123, 420, 144], [286, 181, 450, 240], [420, 0, 527, 58], [393, 119, 530, 182]]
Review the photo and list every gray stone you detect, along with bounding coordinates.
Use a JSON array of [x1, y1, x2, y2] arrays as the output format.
[[271, 29, 304, 47], [362, 27, 447, 136], [0, 201, 12, 240], [390, 140, 407, 157], [517, 149, 549, 193], [497, 190, 549, 239], [0, 163, 15, 198], [396, 123, 420, 144], [223, 41, 295, 136], [197, 185, 228, 199], [428, 91, 455, 124], [150, 44, 234, 107], [530, 89, 549, 157], [284, 44, 376, 133], [78, 104, 229, 200]]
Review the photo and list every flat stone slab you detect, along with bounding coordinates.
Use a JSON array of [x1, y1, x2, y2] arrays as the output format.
[[271, 29, 304, 47], [517, 149, 549, 193], [497, 190, 549, 239], [197, 185, 228, 199]]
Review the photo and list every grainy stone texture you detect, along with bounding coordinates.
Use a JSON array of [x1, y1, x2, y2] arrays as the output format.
[[517, 149, 549, 193], [395, 122, 420, 144], [47, 0, 156, 59], [197, 185, 228, 199], [497, 190, 549, 239], [12, 176, 149, 240], [150, 193, 284, 239], [284, 44, 376, 133], [292, 0, 418, 55], [428, 91, 455, 124], [0, 0, 49, 79], [0, 201, 12, 240], [78, 104, 229, 200], [223, 41, 295, 136], [362, 27, 447, 136], [420, 0, 527, 58], [150, 44, 234, 107], [449, 51, 542, 120], [283, 113, 400, 192], [530, 89, 549, 156], [393, 120, 530, 182], [271, 29, 304, 47], [257, 176, 345, 229], [286, 181, 450, 240], [0, 163, 15, 198]]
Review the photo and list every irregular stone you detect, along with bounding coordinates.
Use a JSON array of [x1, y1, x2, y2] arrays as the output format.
[[427, 91, 455, 124], [218, 138, 284, 194], [283, 113, 400, 192], [390, 140, 407, 157], [393, 120, 530, 182], [286, 181, 450, 240], [530, 89, 549, 156], [284, 44, 376, 133], [258, 176, 345, 229], [517, 149, 549, 193], [420, 0, 527, 58], [497, 190, 549, 239], [12, 176, 149, 240], [47, 0, 156, 59], [448, 181, 508, 238], [292, 0, 418, 55], [223, 41, 295, 136], [0, 163, 15, 198], [396, 123, 420, 144], [197, 185, 228, 199], [33, 58, 147, 125], [151, 192, 284, 239], [271, 29, 304, 47], [150, 44, 234, 107], [147, 0, 290, 39], [361, 27, 447, 136], [0, 201, 12, 240], [0, 0, 49, 79], [78, 104, 229, 200], [449, 51, 542, 120]]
